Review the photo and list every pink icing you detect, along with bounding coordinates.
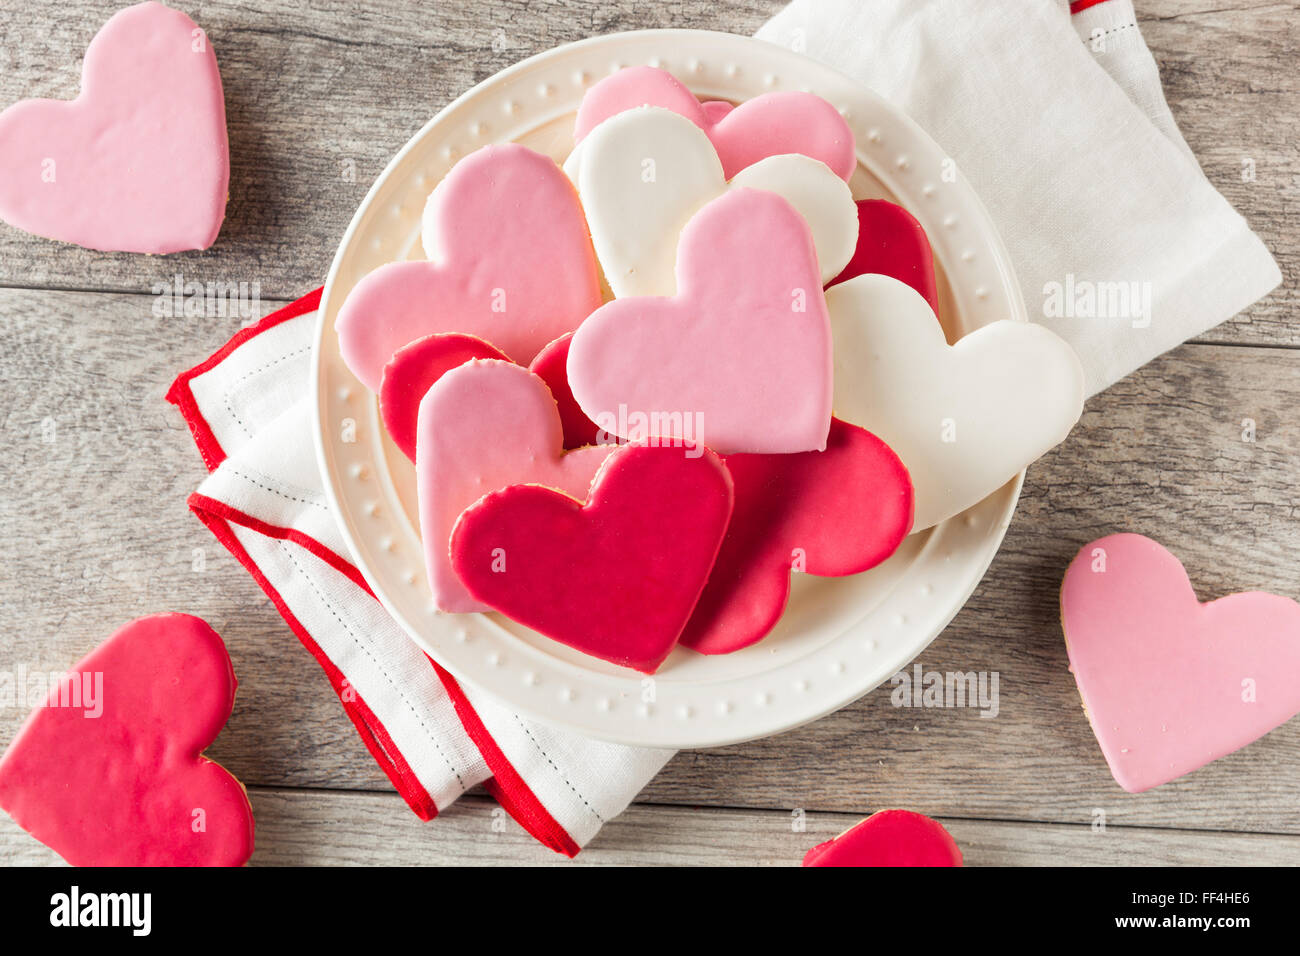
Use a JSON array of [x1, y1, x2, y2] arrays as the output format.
[[574, 66, 856, 182], [0, 2, 228, 253], [681, 418, 913, 654], [380, 333, 508, 462], [829, 199, 940, 315], [1061, 533, 1300, 793], [803, 810, 963, 867], [336, 144, 603, 391], [567, 188, 833, 455], [450, 444, 734, 673], [0, 613, 253, 867], [417, 360, 614, 612]]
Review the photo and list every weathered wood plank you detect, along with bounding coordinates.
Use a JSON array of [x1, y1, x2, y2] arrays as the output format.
[[3, 788, 1295, 866], [0, 1, 1290, 350], [1, 288, 1297, 841]]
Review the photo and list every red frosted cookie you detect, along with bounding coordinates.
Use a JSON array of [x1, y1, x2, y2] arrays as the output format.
[[803, 810, 962, 867], [681, 418, 913, 654], [380, 333, 508, 461], [450, 444, 734, 673], [381, 331, 601, 461], [829, 199, 939, 316], [0, 613, 254, 866], [529, 332, 603, 449]]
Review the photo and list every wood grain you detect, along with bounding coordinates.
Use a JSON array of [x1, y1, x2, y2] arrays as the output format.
[[0, 0, 1297, 865]]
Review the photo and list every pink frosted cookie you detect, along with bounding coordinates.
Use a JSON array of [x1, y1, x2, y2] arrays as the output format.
[[830, 200, 940, 315], [336, 143, 602, 391], [0, 613, 253, 867], [418, 360, 615, 612], [681, 418, 913, 654], [1061, 533, 1300, 793], [450, 444, 734, 673], [803, 810, 963, 867], [381, 331, 602, 461], [574, 65, 855, 181], [568, 188, 833, 455], [0, 2, 228, 253]]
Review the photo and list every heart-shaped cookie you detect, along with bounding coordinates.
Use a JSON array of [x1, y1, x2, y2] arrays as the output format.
[[681, 418, 913, 654], [336, 143, 602, 391], [450, 443, 734, 673], [0, 613, 253, 866], [828, 274, 1084, 530], [1061, 533, 1300, 793], [569, 107, 857, 298], [0, 2, 228, 253], [574, 65, 856, 181], [382, 331, 602, 461], [418, 360, 615, 612], [569, 188, 833, 455], [830, 199, 940, 315], [803, 810, 963, 867]]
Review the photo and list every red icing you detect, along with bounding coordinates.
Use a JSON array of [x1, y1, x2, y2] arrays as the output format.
[[450, 444, 734, 673], [529, 332, 603, 449], [681, 418, 913, 654], [802, 810, 962, 867], [380, 333, 508, 461], [829, 199, 940, 316], [0, 613, 253, 866]]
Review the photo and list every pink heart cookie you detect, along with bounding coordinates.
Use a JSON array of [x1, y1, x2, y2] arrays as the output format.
[[829, 200, 940, 316], [681, 418, 913, 654], [337, 143, 603, 391], [574, 66, 855, 182], [450, 444, 735, 673], [568, 188, 833, 455], [0, 2, 228, 253], [803, 810, 963, 867], [1061, 533, 1300, 793], [0, 613, 254, 866], [418, 360, 615, 612]]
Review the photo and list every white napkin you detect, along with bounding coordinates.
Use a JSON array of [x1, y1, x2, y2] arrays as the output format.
[[758, 0, 1280, 394], [169, 294, 671, 855]]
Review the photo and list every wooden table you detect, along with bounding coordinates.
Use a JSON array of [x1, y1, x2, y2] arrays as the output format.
[[1, 0, 1296, 866]]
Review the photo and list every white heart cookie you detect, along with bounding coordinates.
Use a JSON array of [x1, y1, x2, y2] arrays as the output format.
[[569, 107, 857, 298], [829, 274, 1086, 532]]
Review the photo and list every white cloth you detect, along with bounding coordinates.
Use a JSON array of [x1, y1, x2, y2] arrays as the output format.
[[178, 303, 670, 853], [757, 0, 1281, 394]]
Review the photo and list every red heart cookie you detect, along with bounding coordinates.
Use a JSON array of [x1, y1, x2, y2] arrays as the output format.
[[0, 2, 228, 253], [1061, 533, 1300, 793], [681, 418, 913, 654], [0, 613, 253, 866], [450, 444, 734, 673], [829, 200, 939, 316], [336, 143, 603, 391], [380, 333, 508, 461], [381, 331, 601, 461], [803, 810, 962, 867]]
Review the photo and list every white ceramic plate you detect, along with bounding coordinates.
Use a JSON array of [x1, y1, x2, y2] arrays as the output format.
[[313, 29, 1026, 749]]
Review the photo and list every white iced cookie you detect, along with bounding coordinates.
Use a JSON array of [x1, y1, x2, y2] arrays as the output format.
[[828, 274, 1086, 532], [571, 107, 856, 298]]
